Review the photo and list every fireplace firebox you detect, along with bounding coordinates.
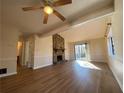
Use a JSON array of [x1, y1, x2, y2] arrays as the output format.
[[57, 55, 63, 61]]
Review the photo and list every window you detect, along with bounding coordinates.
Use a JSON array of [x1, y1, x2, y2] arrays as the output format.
[[110, 37, 115, 55], [107, 27, 115, 56]]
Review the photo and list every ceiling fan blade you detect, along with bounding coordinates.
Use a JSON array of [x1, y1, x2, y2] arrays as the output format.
[[52, 0, 72, 7], [42, 0, 48, 6], [43, 12, 49, 24], [22, 6, 43, 11], [53, 9, 66, 21]]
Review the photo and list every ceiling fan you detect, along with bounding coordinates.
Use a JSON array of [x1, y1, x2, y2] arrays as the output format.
[[22, 0, 72, 24]]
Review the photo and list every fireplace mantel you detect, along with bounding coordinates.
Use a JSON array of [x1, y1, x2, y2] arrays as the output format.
[[53, 48, 65, 52]]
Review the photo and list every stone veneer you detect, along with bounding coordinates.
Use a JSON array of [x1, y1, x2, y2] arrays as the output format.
[[53, 34, 65, 64]]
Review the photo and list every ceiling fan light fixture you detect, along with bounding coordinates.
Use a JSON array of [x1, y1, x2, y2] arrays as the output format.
[[44, 6, 53, 14]]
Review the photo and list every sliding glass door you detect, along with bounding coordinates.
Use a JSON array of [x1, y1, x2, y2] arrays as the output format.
[[75, 44, 87, 60]]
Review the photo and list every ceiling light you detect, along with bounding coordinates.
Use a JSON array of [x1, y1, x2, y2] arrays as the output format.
[[44, 6, 53, 14]]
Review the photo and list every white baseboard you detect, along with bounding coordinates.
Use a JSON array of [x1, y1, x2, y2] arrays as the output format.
[[33, 63, 53, 70], [68, 59, 107, 63], [0, 72, 17, 78], [89, 60, 107, 63], [108, 63, 123, 91]]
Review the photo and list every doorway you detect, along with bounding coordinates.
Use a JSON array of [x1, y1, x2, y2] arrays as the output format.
[[17, 41, 22, 66], [75, 43, 88, 60], [17, 40, 32, 73]]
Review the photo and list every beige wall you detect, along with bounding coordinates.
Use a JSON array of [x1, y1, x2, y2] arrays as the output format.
[[0, 0, 20, 77], [33, 36, 53, 69], [65, 40, 70, 60], [65, 38, 107, 62], [89, 38, 107, 62], [0, 0, 2, 68], [0, 24, 19, 76], [106, 0, 123, 90], [59, 17, 108, 62], [65, 42, 75, 60]]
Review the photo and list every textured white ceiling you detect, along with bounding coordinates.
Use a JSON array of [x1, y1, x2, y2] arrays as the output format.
[[1, 0, 113, 34]]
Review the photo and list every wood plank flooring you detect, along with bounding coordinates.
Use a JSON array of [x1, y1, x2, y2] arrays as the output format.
[[0, 61, 122, 93]]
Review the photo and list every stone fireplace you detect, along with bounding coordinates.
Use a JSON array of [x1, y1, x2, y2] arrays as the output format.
[[53, 34, 65, 64]]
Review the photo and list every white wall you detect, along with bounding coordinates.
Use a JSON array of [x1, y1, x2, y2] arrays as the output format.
[[89, 38, 107, 62], [0, 24, 19, 77], [65, 40, 70, 60], [106, 0, 123, 90], [0, 0, 2, 68], [65, 38, 107, 62], [59, 17, 108, 62], [33, 36, 53, 69], [0, 0, 20, 77], [67, 42, 77, 60], [24, 41, 30, 66]]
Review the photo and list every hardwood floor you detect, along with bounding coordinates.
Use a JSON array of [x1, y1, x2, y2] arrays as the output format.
[[0, 61, 122, 93]]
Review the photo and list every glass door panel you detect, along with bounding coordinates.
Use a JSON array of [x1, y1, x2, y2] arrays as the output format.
[[75, 44, 87, 60]]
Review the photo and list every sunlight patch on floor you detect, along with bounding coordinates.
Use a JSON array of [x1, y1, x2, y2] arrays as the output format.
[[76, 60, 101, 70]]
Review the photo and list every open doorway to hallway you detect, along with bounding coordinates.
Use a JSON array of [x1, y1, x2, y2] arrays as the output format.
[[16, 38, 33, 73], [17, 41, 22, 66], [74, 43, 88, 61]]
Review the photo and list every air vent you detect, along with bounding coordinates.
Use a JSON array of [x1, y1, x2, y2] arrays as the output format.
[[0, 68, 7, 74]]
